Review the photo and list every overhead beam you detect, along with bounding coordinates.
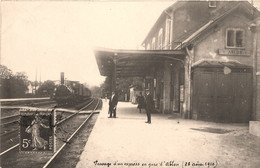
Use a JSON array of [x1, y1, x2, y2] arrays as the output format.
[[94, 48, 186, 78], [116, 67, 150, 70], [117, 59, 165, 63], [116, 72, 147, 76]]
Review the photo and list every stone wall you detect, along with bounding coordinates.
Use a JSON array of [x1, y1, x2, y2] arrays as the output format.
[[256, 28, 260, 121]]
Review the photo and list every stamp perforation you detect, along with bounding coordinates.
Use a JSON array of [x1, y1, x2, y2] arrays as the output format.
[[19, 108, 56, 153]]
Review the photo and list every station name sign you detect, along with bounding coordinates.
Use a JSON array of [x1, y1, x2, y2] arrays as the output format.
[[219, 49, 251, 56]]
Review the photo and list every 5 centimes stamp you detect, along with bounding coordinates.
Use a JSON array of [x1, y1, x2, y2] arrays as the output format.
[[19, 108, 56, 153]]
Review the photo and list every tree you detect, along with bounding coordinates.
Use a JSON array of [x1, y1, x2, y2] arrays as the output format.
[[0, 65, 12, 98], [100, 76, 143, 100], [37, 80, 56, 97], [12, 72, 30, 97], [100, 77, 111, 98], [90, 86, 102, 98], [0, 65, 30, 98], [116, 77, 143, 94], [0, 65, 13, 79]]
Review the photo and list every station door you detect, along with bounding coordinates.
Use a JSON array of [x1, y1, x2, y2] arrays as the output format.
[[192, 69, 252, 123]]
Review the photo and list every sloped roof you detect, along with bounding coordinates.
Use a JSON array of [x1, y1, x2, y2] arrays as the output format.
[[142, 1, 184, 44], [251, 16, 260, 26], [174, 2, 260, 49], [142, 1, 260, 47]]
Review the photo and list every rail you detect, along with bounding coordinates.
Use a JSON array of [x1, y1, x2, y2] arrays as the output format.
[[1, 114, 20, 120], [55, 98, 95, 125], [0, 97, 50, 102], [42, 98, 101, 168], [0, 144, 19, 156], [0, 98, 99, 157]]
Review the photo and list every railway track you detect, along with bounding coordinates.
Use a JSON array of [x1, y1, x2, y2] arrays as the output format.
[[1, 101, 57, 117], [0, 98, 102, 168], [43, 98, 101, 168], [0, 98, 94, 138], [0, 114, 20, 126], [1, 98, 52, 106], [0, 98, 96, 155], [55, 98, 95, 125], [0, 102, 58, 137]]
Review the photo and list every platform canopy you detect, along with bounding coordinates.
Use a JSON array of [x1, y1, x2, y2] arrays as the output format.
[[94, 47, 186, 78]]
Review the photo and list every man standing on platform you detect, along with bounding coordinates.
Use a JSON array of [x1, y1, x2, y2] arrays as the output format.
[[145, 90, 153, 124], [108, 91, 118, 118], [137, 92, 145, 113]]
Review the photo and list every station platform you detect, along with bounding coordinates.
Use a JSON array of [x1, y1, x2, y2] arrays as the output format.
[[76, 99, 259, 168]]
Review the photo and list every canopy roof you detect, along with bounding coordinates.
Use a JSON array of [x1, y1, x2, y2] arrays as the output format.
[[94, 47, 185, 78]]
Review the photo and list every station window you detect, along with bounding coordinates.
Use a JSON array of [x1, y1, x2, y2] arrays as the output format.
[[160, 82, 164, 99], [145, 79, 150, 90], [152, 37, 156, 50], [153, 78, 157, 100], [170, 71, 174, 101], [226, 28, 244, 48], [209, 1, 216, 8], [158, 28, 163, 49], [165, 18, 172, 49], [146, 44, 150, 50]]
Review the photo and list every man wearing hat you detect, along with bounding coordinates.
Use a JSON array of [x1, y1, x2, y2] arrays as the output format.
[[145, 90, 153, 124], [108, 91, 118, 118]]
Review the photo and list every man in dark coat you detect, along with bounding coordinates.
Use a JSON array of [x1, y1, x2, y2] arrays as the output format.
[[109, 91, 118, 118], [137, 92, 145, 113], [145, 90, 153, 124]]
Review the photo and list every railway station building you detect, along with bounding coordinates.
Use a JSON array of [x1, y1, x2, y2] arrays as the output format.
[[94, 1, 260, 123], [249, 16, 260, 137]]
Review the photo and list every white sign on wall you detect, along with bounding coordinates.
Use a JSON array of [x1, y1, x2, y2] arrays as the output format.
[[219, 49, 251, 56]]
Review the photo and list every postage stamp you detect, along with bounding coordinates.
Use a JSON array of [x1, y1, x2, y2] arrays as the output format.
[[19, 108, 56, 153]]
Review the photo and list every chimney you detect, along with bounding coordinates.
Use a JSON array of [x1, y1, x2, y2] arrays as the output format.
[[61, 72, 64, 85]]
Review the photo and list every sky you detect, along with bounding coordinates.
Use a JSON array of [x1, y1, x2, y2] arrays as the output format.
[[1, 0, 260, 87], [1, 1, 175, 86]]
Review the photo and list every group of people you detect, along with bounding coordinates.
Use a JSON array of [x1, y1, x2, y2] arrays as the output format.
[[108, 90, 153, 124]]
